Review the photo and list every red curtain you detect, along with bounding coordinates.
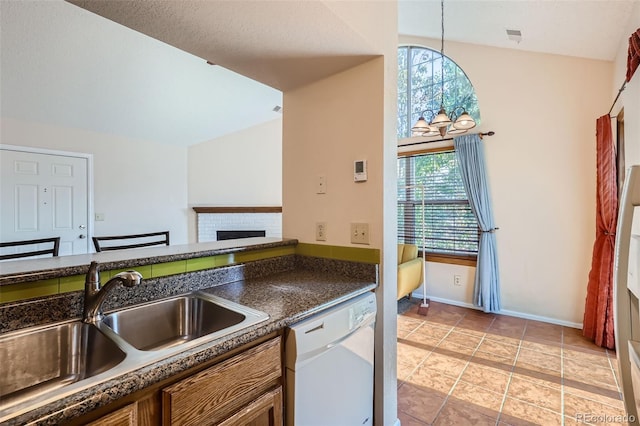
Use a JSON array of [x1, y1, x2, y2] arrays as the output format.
[[627, 28, 640, 82], [583, 115, 618, 349]]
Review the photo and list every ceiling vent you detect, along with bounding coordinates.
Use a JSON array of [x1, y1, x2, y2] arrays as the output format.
[[272, 105, 283, 113], [506, 29, 522, 44]]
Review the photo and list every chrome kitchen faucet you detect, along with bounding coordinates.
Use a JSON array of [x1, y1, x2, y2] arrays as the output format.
[[82, 261, 142, 323]]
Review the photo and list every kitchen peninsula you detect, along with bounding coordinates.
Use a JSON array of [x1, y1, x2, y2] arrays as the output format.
[[0, 237, 378, 425]]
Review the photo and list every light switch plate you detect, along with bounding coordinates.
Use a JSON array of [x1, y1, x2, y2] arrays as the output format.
[[317, 175, 326, 194], [350, 223, 369, 245]]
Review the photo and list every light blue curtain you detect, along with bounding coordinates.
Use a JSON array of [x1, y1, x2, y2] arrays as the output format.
[[454, 134, 501, 312]]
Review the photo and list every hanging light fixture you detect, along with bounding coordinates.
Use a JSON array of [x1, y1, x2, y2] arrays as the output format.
[[411, 0, 476, 138]]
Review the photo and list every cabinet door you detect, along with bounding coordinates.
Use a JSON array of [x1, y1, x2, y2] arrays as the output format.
[[219, 387, 283, 426], [162, 337, 281, 426], [87, 403, 137, 426]]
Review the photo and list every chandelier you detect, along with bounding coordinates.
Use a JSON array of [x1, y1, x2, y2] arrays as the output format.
[[411, 0, 476, 138]]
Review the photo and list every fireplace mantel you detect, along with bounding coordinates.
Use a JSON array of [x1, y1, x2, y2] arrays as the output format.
[[192, 206, 282, 214]]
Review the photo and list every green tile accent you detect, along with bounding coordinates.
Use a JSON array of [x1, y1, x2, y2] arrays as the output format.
[[106, 265, 152, 279], [296, 243, 380, 264], [151, 261, 186, 278], [234, 246, 295, 263], [59, 275, 85, 293], [213, 253, 235, 267], [0, 279, 59, 303], [186, 256, 216, 272]]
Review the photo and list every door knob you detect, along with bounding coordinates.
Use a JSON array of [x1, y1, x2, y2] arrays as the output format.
[[79, 234, 86, 239], [79, 225, 86, 230]]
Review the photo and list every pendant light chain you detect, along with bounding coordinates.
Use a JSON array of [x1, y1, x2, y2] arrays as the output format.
[[409, 0, 477, 137], [440, 0, 444, 109]]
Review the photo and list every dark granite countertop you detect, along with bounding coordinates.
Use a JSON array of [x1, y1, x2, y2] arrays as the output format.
[[0, 237, 297, 285], [2, 268, 376, 425]]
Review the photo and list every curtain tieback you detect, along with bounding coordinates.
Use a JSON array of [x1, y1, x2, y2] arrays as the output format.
[[603, 231, 616, 236], [481, 227, 499, 233]]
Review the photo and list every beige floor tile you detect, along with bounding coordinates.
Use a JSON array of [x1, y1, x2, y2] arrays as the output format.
[[563, 383, 623, 410], [398, 411, 429, 426], [450, 381, 504, 417], [563, 393, 627, 424], [459, 362, 512, 395], [407, 365, 458, 394], [434, 399, 499, 426], [398, 360, 417, 384], [563, 363, 619, 392], [397, 300, 625, 426], [515, 348, 561, 376], [397, 340, 432, 366], [484, 332, 522, 346], [506, 375, 561, 413], [477, 338, 520, 359], [470, 351, 515, 374], [563, 348, 611, 369], [523, 322, 563, 343], [422, 352, 469, 378], [500, 398, 562, 426], [442, 330, 483, 349], [511, 370, 562, 390], [398, 383, 447, 424], [435, 339, 477, 358], [519, 338, 562, 356]]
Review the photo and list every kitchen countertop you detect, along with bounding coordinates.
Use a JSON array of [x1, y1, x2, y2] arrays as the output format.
[[2, 267, 377, 425], [0, 237, 297, 285]]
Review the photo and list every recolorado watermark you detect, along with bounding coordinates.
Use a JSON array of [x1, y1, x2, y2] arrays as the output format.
[[575, 413, 635, 423]]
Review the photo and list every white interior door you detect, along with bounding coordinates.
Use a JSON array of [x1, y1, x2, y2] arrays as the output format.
[[0, 148, 90, 256]]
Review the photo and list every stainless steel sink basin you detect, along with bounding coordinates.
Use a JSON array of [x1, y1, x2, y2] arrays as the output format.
[[101, 294, 260, 351], [0, 321, 125, 408]]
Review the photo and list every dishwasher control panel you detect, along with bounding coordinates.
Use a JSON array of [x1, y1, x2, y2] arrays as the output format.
[[349, 294, 376, 330]]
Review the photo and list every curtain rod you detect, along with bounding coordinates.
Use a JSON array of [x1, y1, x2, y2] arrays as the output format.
[[398, 131, 495, 148], [608, 80, 627, 116]]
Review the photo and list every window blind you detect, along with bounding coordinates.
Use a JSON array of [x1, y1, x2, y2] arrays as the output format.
[[398, 151, 478, 256]]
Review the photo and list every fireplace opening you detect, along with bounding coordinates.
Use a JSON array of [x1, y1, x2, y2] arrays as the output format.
[[216, 230, 266, 241]]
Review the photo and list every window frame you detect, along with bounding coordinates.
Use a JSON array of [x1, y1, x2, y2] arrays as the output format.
[[398, 146, 478, 266]]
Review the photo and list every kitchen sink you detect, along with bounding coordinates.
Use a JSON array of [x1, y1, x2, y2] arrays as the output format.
[[0, 321, 126, 408], [101, 294, 263, 352]]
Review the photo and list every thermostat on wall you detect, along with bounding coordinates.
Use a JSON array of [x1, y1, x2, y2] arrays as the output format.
[[354, 160, 367, 182]]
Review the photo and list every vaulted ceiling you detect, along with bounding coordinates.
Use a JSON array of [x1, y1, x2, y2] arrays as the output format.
[[1, 0, 636, 147]]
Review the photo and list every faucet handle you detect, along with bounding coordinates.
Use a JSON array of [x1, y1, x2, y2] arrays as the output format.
[[86, 261, 101, 286]]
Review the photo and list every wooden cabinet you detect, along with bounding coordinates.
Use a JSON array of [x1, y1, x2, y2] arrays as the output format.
[[218, 387, 282, 426], [70, 336, 283, 426], [162, 337, 282, 426], [87, 403, 137, 426]]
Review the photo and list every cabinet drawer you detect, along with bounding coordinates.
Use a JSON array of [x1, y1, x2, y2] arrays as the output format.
[[162, 337, 282, 426], [87, 403, 137, 426]]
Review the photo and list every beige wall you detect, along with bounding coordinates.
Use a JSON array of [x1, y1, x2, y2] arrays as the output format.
[[1, 117, 189, 246], [401, 36, 613, 326], [283, 60, 385, 247], [187, 118, 282, 240]]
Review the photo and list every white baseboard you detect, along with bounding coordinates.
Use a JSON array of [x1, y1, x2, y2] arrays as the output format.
[[410, 292, 583, 329]]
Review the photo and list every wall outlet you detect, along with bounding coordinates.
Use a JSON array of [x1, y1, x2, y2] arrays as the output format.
[[316, 222, 327, 241], [454, 275, 461, 286], [350, 223, 370, 245]]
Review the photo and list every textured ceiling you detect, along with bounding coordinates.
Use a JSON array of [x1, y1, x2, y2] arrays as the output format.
[[399, 0, 638, 61], [2, 0, 637, 147], [0, 0, 283, 146]]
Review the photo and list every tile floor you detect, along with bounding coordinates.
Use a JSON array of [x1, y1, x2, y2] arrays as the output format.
[[397, 299, 626, 425]]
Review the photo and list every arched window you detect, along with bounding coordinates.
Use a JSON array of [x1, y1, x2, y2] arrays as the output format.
[[397, 45, 480, 260], [397, 45, 480, 139]]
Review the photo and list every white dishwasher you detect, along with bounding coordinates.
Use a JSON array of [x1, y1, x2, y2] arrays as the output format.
[[285, 292, 376, 426]]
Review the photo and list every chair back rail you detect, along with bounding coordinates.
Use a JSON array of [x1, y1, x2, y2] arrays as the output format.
[[0, 237, 61, 260], [92, 231, 170, 252]]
